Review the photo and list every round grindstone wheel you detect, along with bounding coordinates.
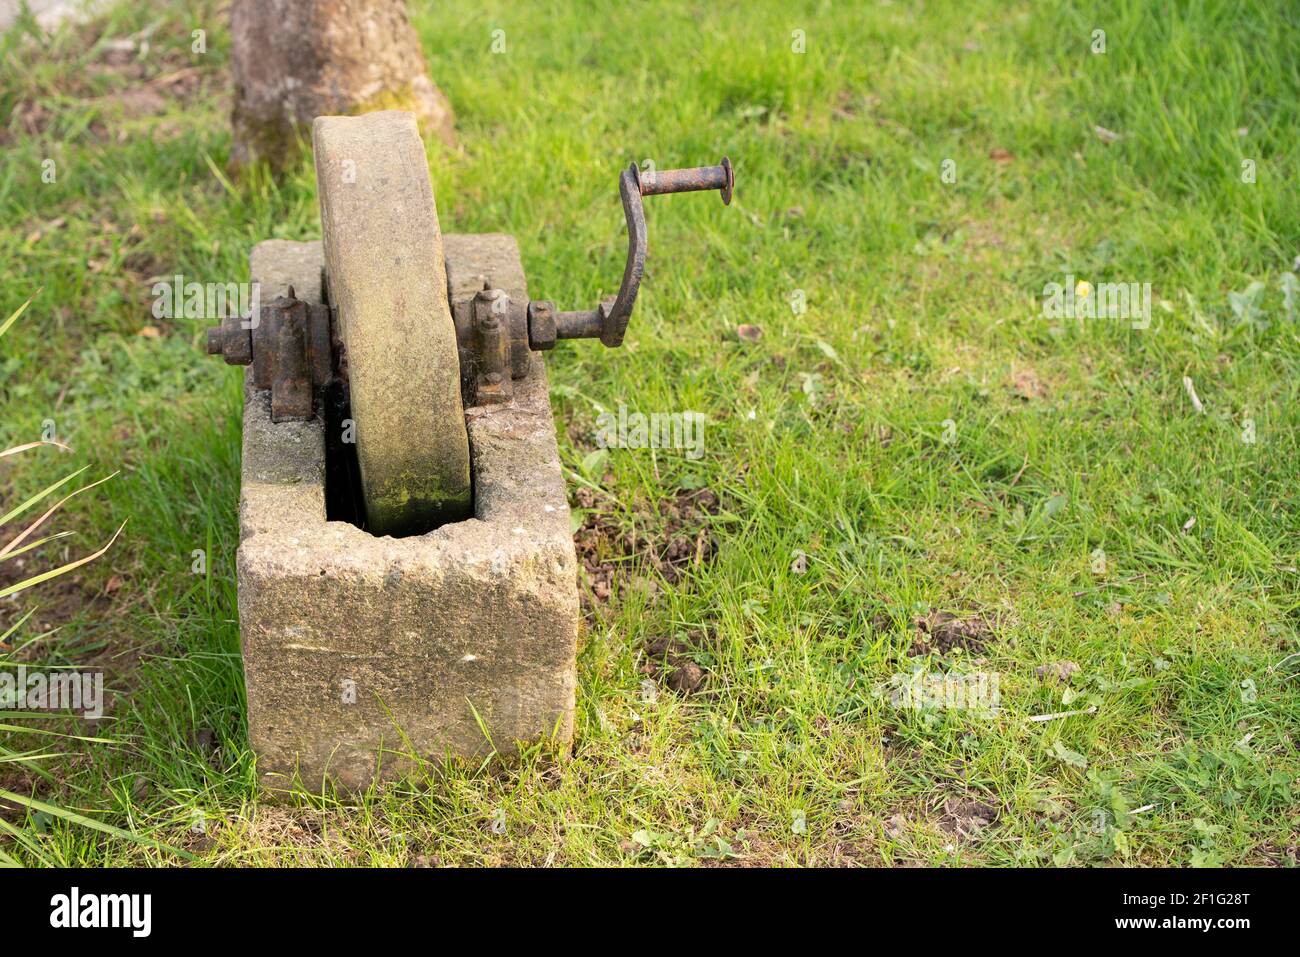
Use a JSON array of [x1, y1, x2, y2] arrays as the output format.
[[312, 111, 472, 536]]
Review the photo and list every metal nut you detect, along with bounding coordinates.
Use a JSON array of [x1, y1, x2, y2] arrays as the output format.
[[205, 315, 253, 366], [223, 316, 253, 366], [527, 300, 557, 350]]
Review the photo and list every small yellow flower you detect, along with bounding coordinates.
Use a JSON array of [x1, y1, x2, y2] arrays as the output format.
[[1075, 280, 1091, 298]]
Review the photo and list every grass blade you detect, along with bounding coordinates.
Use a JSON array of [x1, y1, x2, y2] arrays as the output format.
[[0, 439, 71, 460], [0, 788, 193, 860], [0, 530, 75, 562], [0, 520, 126, 600], [0, 292, 36, 340], [0, 465, 89, 528], [0, 471, 118, 559]]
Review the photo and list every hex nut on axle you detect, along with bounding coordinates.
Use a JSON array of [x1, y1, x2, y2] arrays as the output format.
[[528, 300, 557, 351], [206, 314, 252, 366]]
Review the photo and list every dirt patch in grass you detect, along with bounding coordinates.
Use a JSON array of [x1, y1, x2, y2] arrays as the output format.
[[910, 610, 997, 656], [1, 17, 225, 146], [3, 100, 55, 142], [710, 828, 882, 867], [878, 793, 1001, 853], [1035, 660, 1081, 683], [216, 805, 342, 862], [0, 763, 43, 821], [642, 630, 712, 696], [937, 794, 1000, 839], [0, 557, 152, 730], [572, 486, 720, 617], [100, 85, 169, 119], [80, 22, 219, 105], [1011, 368, 1047, 400], [1250, 841, 1299, 867], [0, 570, 111, 640]]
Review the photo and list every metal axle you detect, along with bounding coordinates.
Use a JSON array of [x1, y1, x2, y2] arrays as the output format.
[[206, 157, 735, 415]]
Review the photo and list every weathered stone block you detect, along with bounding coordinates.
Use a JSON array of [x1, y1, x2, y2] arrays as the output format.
[[237, 237, 578, 792]]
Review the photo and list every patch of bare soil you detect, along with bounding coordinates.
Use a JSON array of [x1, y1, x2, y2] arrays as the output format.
[[224, 806, 345, 862], [1, 20, 225, 145], [0, 565, 111, 639], [641, 630, 711, 696], [82, 24, 218, 105], [0, 574, 115, 810], [0, 763, 43, 821], [937, 795, 1000, 839], [572, 486, 720, 618], [0, 553, 151, 729], [4, 100, 54, 141], [910, 610, 997, 656], [104, 84, 168, 118], [1011, 368, 1047, 400], [1251, 842, 1298, 867], [706, 830, 881, 868], [1035, 660, 1080, 683]]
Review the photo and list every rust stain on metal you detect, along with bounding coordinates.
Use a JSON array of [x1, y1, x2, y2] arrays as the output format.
[[636, 157, 733, 205]]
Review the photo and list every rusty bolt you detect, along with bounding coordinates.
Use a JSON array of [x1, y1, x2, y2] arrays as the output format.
[[472, 288, 514, 405]]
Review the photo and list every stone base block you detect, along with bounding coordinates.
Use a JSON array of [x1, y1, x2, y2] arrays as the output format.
[[236, 236, 578, 792]]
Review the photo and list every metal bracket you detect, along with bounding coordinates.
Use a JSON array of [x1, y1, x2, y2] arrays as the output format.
[[206, 287, 338, 421]]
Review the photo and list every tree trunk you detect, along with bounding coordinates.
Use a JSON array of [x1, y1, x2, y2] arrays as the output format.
[[229, 0, 455, 171]]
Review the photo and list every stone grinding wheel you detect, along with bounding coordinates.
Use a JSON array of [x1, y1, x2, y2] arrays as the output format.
[[312, 112, 472, 536]]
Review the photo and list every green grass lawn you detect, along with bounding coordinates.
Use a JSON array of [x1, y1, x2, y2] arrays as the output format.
[[1, 0, 1298, 866]]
